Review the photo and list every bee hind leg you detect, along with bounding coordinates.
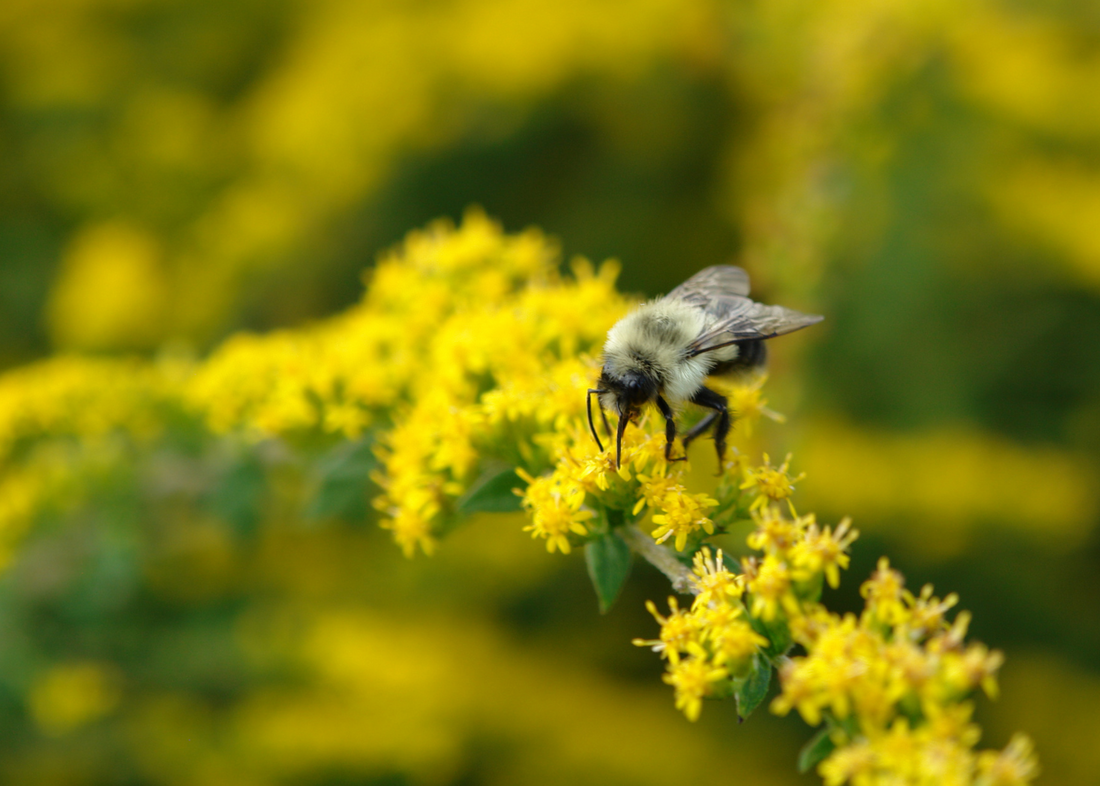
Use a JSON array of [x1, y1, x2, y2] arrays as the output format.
[[687, 387, 730, 471], [655, 396, 687, 462], [681, 412, 718, 452]]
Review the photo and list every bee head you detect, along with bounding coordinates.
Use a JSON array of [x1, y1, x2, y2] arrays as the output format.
[[601, 369, 657, 414], [587, 366, 658, 469]]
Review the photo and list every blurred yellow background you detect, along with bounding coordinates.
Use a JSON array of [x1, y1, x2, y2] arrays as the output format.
[[1, 0, 1099, 783]]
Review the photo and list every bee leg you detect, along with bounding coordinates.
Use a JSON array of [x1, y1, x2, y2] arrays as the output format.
[[598, 398, 612, 439], [681, 412, 719, 452], [688, 387, 730, 471], [655, 396, 687, 462]]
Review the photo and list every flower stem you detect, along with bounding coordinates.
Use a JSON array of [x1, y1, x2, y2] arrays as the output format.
[[620, 524, 697, 594]]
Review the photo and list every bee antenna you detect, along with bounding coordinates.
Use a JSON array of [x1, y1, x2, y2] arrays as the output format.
[[586, 389, 606, 452], [615, 408, 629, 470]]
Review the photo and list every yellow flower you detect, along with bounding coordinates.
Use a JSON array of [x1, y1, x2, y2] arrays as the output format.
[[517, 470, 594, 554], [716, 373, 785, 438], [745, 554, 796, 622], [662, 654, 729, 722], [740, 453, 805, 514], [376, 486, 440, 558], [861, 557, 908, 626], [977, 734, 1040, 786], [690, 547, 744, 608], [904, 584, 960, 639], [747, 506, 808, 555], [633, 596, 701, 665], [789, 516, 858, 588], [696, 603, 768, 667], [632, 471, 679, 516], [650, 491, 718, 551]]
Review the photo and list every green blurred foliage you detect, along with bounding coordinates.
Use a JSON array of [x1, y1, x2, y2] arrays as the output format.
[[1, 0, 1099, 784]]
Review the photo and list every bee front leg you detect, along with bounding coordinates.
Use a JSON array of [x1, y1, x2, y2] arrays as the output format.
[[688, 387, 730, 469], [655, 395, 686, 462]]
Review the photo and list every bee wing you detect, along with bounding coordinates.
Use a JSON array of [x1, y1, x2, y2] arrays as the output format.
[[687, 300, 823, 355], [666, 265, 752, 305], [667, 265, 823, 356]]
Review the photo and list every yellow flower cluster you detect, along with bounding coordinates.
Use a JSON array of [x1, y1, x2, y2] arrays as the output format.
[[637, 495, 857, 721], [188, 209, 566, 440], [634, 549, 768, 721], [771, 557, 1035, 786], [0, 214, 1041, 786], [0, 356, 187, 562], [628, 461, 1035, 784]]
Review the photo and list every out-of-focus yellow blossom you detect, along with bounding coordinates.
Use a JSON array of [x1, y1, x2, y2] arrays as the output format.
[[799, 421, 1097, 550], [790, 516, 857, 589], [743, 553, 797, 622], [28, 662, 121, 737], [711, 374, 785, 438], [663, 653, 729, 723], [976, 735, 1040, 786], [861, 557, 908, 627], [46, 222, 170, 351], [747, 506, 808, 554]]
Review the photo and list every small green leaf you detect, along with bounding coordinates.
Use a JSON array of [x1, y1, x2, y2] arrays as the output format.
[[798, 727, 836, 774], [735, 654, 772, 719], [748, 612, 793, 659], [304, 438, 377, 522], [457, 466, 525, 514], [585, 531, 632, 614]]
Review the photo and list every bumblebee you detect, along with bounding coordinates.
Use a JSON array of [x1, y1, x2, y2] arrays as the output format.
[[587, 266, 823, 468]]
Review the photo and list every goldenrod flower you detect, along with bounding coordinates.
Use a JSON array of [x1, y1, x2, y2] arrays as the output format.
[[633, 597, 701, 665], [790, 516, 858, 589], [690, 547, 744, 608], [697, 603, 767, 666], [976, 734, 1040, 786], [662, 654, 729, 722], [632, 471, 680, 516], [714, 373, 785, 438], [747, 507, 808, 554], [861, 557, 908, 626], [650, 491, 718, 552], [745, 554, 797, 622], [517, 470, 594, 554], [0, 214, 1038, 786], [741, 453, 805, 514]]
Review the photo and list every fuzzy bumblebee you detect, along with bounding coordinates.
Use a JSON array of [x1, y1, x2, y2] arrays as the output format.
[[588, 266, 823, 468]]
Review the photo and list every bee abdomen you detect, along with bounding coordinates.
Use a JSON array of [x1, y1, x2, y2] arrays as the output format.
[[710, 338, 766, 376]]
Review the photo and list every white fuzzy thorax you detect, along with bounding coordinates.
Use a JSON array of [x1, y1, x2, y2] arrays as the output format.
[[602, 298, 739, 404]]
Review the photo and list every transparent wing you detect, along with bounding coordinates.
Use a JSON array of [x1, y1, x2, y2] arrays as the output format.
[[667, 264, 823, 355], [687, 300, 824, 356], [666, 265, 752, 307]]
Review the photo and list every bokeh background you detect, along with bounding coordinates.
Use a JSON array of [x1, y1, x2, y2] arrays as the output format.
[[2, 0, 1099, 784]]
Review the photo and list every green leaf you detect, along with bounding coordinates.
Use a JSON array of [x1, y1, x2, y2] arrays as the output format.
[[735, 654, 772, 720], [304, 438, 377, 522], [585, 531, 632, 614], [798, 727, 836, 774], [457, 466, 525, 514]]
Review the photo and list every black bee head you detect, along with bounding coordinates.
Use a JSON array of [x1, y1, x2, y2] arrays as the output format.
[[587, 366, 659, 469], [600, 367, 658, 414]]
